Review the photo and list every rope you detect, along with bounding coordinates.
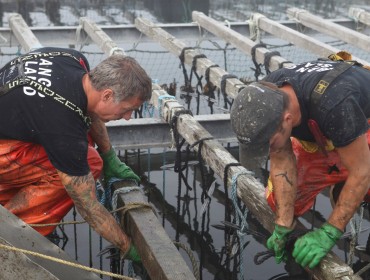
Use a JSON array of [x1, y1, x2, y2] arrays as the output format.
[[249, 13, 266, 42], [355, 261, 370, 277], [251, 42, 266, 81], [263, 51, 281, 75], [113, 202, 155, 227], [348, 206, 364, 266], [173, 241, 200, 280], [29, 220, 86, 227], [220, 74, 238, 109], [279, 60, 293, 69], [230, 170, 254, 280], [0, 243, 137, 280]]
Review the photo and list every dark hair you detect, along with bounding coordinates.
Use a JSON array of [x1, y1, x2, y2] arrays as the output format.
[[89, 55, 152, 102]]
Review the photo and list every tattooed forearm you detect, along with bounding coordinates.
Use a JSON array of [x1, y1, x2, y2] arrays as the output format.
[[58, 171, 131, 252], [275, 171, 293, 186]]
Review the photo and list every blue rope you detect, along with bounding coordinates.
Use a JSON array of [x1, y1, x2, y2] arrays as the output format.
[[230, 170, 253, 280], [158, 95, 176, 118], [143, 100, 155, 118]]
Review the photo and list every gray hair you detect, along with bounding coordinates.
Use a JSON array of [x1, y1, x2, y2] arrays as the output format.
[[89, 55, 152, 102]]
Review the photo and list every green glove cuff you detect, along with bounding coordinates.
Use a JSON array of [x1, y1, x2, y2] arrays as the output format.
[[267, 223, 295, 264], [321, 223, 343, 241], [100, 147, 140, 183], [100, 147, 116, 163], [126, 245, 141, 263], [274, 223, 295, 238]]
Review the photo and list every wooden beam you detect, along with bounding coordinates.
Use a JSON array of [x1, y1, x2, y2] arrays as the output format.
[[112, 181, 197, 280], [79, 17, 125, 56], [135, 17, 244, 100], [287, 8, 370, 53], [191, 11, 295, 72], [349, 7, 370, 27], [8, 13, 43, 52], [251, 13, 370, 65], [0, 205, 101, 280]]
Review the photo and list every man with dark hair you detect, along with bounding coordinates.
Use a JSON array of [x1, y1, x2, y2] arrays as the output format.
[[0, 47, 152, 260], [230, 56, 370, 269]]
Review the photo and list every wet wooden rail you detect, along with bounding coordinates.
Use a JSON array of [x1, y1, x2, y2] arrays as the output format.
[[135, 17, 244, 99], [349, 7, 370, 27], [287, 7, 370, 53], [247, 12, 369, 65], [0, 205, 102, 280], [112, 180, 197, 280]]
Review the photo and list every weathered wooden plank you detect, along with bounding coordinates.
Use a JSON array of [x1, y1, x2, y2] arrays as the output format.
[[79, 17, 125, 56], [112, 181, 197, 280], [8, 13, 43, 52], [135, 17, 244, 99], [349, 7, 370, 27], [0, 205, 101, 280], [250, 13, 370, 65], [191, 11, 295, 72], [287, 7, 370, 53]]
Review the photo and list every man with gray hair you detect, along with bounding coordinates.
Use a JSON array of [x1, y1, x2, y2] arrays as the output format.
[[0, 47, 152, 261]]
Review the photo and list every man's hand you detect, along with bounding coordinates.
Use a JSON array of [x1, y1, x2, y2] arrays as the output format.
[[100, 147, 140, 183], [267, 223, 295, 263], [292, 223, 343, 269]]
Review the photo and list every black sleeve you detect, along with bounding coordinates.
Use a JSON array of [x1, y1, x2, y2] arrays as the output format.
[[323, 96, 369, 147]]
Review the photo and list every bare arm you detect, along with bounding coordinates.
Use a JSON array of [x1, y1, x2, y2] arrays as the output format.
[[269, 138, 297, 228], [328, 134, 370, 231], [89, 117, 111, 154], [57, 170, 131, 252]]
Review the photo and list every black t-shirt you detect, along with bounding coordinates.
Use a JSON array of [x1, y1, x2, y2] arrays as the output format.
[[0, 47, 91, 176], [263, 60, 370, 147]]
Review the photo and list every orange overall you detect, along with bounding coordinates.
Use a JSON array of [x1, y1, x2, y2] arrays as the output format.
[[266, 129, 370, 217], [0, 137, 102, 236]]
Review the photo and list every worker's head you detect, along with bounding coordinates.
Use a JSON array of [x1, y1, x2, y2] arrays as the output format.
[[89, 55, 152, 122], [230, 81, 288, 147]]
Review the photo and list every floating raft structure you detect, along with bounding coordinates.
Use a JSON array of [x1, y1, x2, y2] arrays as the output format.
[[1, 7, 370, 279]]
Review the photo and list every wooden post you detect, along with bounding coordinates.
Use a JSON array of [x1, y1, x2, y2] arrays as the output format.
[[349, 7, 370, 27], [0, 205, 101, 280], [250, 13, 369, 65], [191, 11, 295, 72], [79, 17, 125, 56], [135, 17, 244, 99], [287, 8, 370, 53], [112, 181, 197, 280], [8, 13, 43, 52]]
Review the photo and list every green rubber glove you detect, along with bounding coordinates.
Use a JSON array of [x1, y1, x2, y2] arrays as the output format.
[[292, 223, 343, 269], [126, 245, 141, 263], [100, 148, 140, 184], [267, 223, 295, 264]]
